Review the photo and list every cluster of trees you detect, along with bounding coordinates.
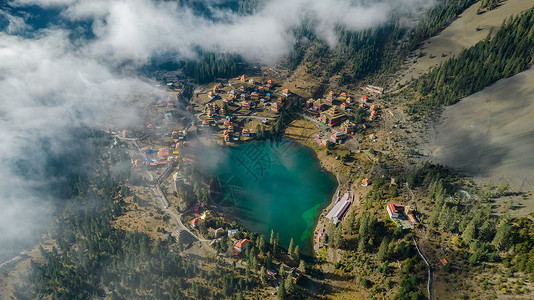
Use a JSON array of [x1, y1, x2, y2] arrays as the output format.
[[415, 7, 534, 107], [184, 52, 244, 84], [282, 0, 476, 82], [414, 163, 534, 276], [478, 0, 502, 13]]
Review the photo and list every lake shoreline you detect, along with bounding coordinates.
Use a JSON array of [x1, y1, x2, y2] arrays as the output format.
[[283, 118, 347, 257]]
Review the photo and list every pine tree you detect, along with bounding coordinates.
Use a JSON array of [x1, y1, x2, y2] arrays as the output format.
[[292, 246, 300, 262], [298, 260, 306, 273], [285, 274, 295, 294], [288, 238, 294, 255], [277, 282, 286, 300], [377, 237, 389, 262]]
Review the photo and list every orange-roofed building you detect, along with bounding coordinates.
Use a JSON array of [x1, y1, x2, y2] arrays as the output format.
[[329, 91, 335, 96], [282, 89, 292, 97], [242, 102, 250, 108], [242, 129, 251, 137], [191, 217, 200, 228], [440, 258, 448, 266], [147, 123, 155, 129], [361, 178, 371, 186], [346, 97, 353, 103], [371, 105, 378, 110], [234, 239, 250, 255], [341, 102, 348, 110], [240, 74, 247, 82], [360, 95, 369, 103], [387, 203, 404, 219], [408, 213, 417, 226], [271, 102, 281, 112], [340, 92, 348, 99], [369, 134, 377, 140]]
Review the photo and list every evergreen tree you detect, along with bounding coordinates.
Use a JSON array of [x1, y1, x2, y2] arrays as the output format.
[[277, 282, 286, 300], [288, 237, 294, 256], [377, 237, 389, 262]]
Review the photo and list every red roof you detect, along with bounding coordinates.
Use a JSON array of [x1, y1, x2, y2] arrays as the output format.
[[387, 203, 404, 214], [235, 239, 249, 249]]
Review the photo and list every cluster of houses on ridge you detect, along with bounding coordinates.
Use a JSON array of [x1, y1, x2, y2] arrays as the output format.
[[196, 75, 298, 144], [307, 90, 382, 147]]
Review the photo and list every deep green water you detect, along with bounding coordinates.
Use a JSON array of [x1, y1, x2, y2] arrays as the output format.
[[201, 140, 337, 254]]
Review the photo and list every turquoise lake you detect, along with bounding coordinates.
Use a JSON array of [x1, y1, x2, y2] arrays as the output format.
[[201, 140, 337, 254]]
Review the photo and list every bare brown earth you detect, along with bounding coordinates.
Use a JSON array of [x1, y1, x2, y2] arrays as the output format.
[[397, 0, 534, 85], [422, 67, 534, 216]]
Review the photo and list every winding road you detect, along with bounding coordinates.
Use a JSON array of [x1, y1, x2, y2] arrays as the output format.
[[115, 134, 211, 243]]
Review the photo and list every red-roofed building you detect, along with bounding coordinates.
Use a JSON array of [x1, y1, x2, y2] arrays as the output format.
[[387, 203, 405, 219], [271, 102, 281, 112], [234, 239, 249, 255]]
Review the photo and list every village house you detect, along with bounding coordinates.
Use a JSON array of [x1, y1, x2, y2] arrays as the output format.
[[369, 134, 377, 141], [330, 131, 347, 143], [387, 203, 405, 219], [407, 213, 418, 226], [282, 89, 292, 97], [312, 99, 326, 111], [340, 120, 356, 134], [339, 92, 348, 100], [291, 269, 303, 284], [213, 227, 225, 236], [320, 106, 347, 126], [240, 74, 247, 82], [365, 84, 384, 94], [340, 102, 349, 110], [234, 239, 250, 255], [361, 178, 371, 186], [304, 98, 315, 109], [191, 217, 200, 228], [241, 129, 251, 137], [346, 97, 353, 103], [227, 229, 239, 237], [250, 91, 259, 100], [271, 102, 282, 112]]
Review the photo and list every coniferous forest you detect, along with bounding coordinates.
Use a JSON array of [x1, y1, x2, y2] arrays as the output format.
[[414, 7, 534, 107]]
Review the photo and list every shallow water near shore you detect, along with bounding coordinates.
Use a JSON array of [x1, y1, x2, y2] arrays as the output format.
[[201, 139, 337, 254]]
